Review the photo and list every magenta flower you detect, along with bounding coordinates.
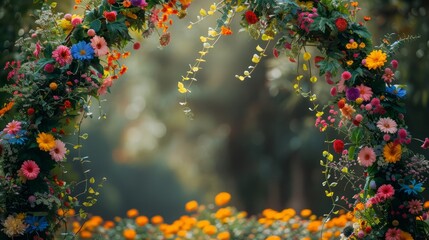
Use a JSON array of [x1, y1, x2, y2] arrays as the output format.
[[20, 160, 40, 180], [376, 184, 395, 200], [52, 45, 73, 66], [421, 138, 429, 149]]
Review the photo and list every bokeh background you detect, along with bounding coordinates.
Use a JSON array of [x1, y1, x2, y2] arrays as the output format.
[[1, 0, 428, 222]]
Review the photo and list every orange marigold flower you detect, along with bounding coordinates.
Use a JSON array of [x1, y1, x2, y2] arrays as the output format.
[[126, 208, 139, 218], [151, 215, 164, 225], [383, 142, 402, 163], [215, 192, 231, 206], [135, 216, 148, 226], [217, 231, 231, 240], [123, 228, 136, 240], [122, 52, 131, 59], [300, 209, 312, 218], [340, 103, 355, 120], [103, 221, 115, 229], [0, 101, 14, 117], [185, 200, 198, 212], [80, 230, 92, 239], [221, 26, 233, 35], [351, 1, 358, 7], [202, 225, 217, 235], [266, 236, 281, 240]]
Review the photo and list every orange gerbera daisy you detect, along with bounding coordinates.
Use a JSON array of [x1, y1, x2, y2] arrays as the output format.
[[383, 142, 402, 163]]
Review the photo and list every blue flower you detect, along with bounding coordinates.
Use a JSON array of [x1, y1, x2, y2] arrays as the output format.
[[71, 41, 94, 60], [3, 130, 27, 145], [386, 85, 406, 98], [399, 179, 425, 195], [25, 216, 49, 233]]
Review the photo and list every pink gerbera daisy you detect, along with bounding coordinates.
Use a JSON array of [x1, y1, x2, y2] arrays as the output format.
[[358, 146, 376, 167], [3, 120, 21, 134], [20, 160, 40, 180], [52, 45, 73, 66], [376, 184, 395, 200], [97, 76, 113, 95], [90, 36, 109, 57], [49, 140, 67, 162], [385, 228, 401, 240], [408, 199, 423, 215], [377, 117, 398, 134], [356, 84, 373, 101]]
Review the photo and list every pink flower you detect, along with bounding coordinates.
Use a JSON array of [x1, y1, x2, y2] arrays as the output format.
[[71, 17, 82, 26], [52, 45, 73, 66], [356, 84, 373, 101], [49, 140, 67, 162], [376, 184, 395, 200], [408, 199, 423, 215], [33, 41, 42, 58], [341, 71, 352, 80], [385, 228, 401, 240], [421, 138, 429, 149], [377, 117, 398, 134], [358, 146, 376, 167], [337, 78, 346, 93], [91, 36, 109, 57], [382, 68, 395, 83], [20, 160, 40, 180], [3, 120, 21, 134], [97, 76, 113, 95], [391, 59, 398, 69]]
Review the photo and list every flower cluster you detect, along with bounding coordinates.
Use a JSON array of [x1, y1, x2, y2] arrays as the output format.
[[185, 0, 429, 239], [0, 0, 191, 239], [70, 192, 359, 240]]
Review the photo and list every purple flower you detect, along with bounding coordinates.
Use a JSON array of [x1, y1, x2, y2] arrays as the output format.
[[346, 87, 360, 101]]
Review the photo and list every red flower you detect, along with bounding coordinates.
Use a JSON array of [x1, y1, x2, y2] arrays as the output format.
[[103, 11, 117, 22], [333, 139, 345, 154], [108, 0, 116, 4], [245, 10, 259, 25], [335, 18, 348, 32], [27, 108, 35, 115], [64, 100, 72, 109], [314, 56, 324, 67]]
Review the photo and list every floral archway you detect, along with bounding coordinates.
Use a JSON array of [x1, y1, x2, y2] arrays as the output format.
[[1, 0, 429, 239]]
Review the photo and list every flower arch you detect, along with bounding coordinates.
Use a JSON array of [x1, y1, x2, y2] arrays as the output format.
[[1, 0, 429, 239]]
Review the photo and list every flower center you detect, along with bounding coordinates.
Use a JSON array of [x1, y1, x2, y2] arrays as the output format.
[[80, 49, 87, 56]]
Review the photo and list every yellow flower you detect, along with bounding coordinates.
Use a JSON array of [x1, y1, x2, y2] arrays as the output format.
[[215, 192, 231, 206], [303, 52, 311, 61], [365, 50, 387, 70], [351, 42, 358, 49], [185, 200, 198, 212], [251, 54, 260, 63], [1, 215, 27, 237], [178, 82, 187, 93], [37, 132, 56, 151], [383, 142, 402, 163], [359, 42, 366, 48]]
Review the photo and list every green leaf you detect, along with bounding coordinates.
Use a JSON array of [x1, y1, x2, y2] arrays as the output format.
[[90, 19, 102, 32]]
